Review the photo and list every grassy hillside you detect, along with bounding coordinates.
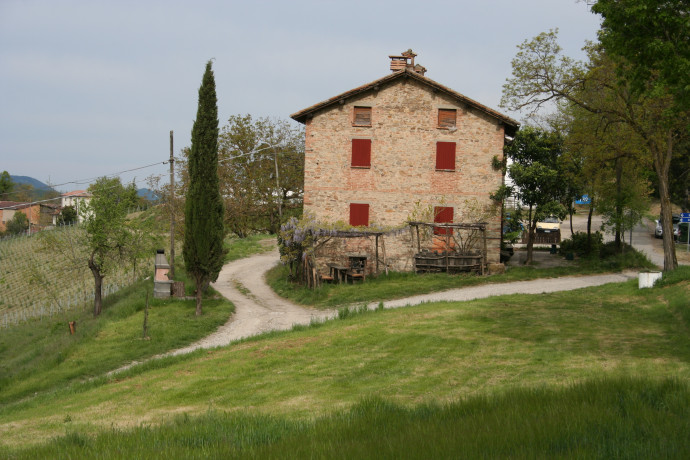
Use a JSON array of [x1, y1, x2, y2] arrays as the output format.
[[1, 266, 689, 456], [0, 224, 151, 321]]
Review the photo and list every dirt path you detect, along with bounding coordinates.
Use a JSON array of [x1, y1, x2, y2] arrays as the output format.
[[168, 250, 336, 356]]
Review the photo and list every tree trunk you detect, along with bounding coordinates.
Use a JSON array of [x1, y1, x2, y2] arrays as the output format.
[[195, 277, 203, 316], [658, 177, 678, 271], [88, 255, 103, 317], [614, 158, 623, 251], [587, 203, 594, 253], [651, 133, 678, 271], [525, 205, 535, 265]]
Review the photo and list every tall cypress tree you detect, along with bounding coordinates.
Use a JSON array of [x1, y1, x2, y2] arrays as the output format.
[[184, 60, 226, 316]]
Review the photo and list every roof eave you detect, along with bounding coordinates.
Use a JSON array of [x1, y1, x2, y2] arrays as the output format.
[[290, 68, 519, 134]]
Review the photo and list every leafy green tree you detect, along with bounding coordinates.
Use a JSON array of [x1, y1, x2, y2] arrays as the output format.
[[83, 177, 135, 316], [0, 171, 13, 197], [501, 30, 687, 270], [592, 0, 690, 111], [5, 211, 29, 235], [57, 205, 78, 226], [184, 60, 226, 316], [504, 127, 567, 264], [214, 114, 304, 237]]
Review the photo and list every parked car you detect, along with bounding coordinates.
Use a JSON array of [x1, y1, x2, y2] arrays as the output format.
[[655, 214, 680, 240], [536, 216, 560, 233]]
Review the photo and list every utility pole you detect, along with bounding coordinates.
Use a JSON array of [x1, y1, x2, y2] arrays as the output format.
[[169, 130, 175, 277], [272, 145, 282, 221]]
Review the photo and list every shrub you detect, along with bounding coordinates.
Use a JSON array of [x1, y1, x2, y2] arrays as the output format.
[[559, 231, 603, 257]]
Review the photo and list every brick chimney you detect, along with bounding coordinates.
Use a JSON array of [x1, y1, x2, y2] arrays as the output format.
[[389, 49, 426, 75]]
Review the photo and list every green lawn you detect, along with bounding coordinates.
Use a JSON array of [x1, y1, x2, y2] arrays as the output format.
[[2, 266, 689, 456]]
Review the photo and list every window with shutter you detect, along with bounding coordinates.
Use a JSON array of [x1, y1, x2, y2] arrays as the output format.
[[435, 142, 456, 170], [438, 109, 456, 128], [351, 139, 371, 168], [433, 206, 454, 235], [349, 203, 369, 227], [353, 107, 372, 126]]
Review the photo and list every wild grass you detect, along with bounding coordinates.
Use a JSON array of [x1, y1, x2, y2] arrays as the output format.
[[1, 272, 689, 452], [9, 377, 689, 459], [224, 234, 275, 262], [266, 245, 657, 308], [0, 278, 233, 405]]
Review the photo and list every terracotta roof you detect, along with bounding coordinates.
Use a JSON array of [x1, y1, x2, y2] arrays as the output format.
[[290, 68, 519, 136], [0, 201, 31, 210], [61, 190, 91, 197]]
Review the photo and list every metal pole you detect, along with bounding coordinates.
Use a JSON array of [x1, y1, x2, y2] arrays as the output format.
[[273, 145, 282, 221], [169, 130, 175, 277]]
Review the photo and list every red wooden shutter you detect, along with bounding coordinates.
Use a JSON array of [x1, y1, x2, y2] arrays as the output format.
[[435, 142, 456, 170], [353, 107, 372, 126], [433, 206, 453, 235], [350, 203, 369, 227], [438, 109, 456, 128], [352, 139, 371, 168]]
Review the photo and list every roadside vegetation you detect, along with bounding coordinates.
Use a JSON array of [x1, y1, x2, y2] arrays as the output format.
[[1, 265, 689, 456]]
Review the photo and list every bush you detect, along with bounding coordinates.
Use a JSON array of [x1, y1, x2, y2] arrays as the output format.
[[559, 231, 603, 257]]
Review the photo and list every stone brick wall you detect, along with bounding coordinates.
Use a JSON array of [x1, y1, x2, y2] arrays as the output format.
[[303, 78, 505, 272]]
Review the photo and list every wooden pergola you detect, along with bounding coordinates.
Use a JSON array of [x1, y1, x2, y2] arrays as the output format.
[[408, 221, 488, 275]]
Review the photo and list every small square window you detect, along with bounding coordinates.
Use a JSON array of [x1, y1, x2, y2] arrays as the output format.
[[352, 139, 371, 168], [435, 142, 456, 170], [433, 206, 454, 235], [438, 109, 456, 129], [350, 203, 369, 227], [353, 107, 372, 126]]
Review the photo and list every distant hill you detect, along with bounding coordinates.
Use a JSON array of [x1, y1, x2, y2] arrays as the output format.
[[8, 176, 157, 202], [10, 175, 56, 193], [137, 188, 158, 201]]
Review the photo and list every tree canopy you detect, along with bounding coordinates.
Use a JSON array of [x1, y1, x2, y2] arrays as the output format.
[[217, 114, 305, 237], [501, 29, 686, 270], [83, 177, 140, 316]]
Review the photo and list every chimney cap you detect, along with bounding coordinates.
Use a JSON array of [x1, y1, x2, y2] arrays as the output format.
[[389, 49, 425, 74]]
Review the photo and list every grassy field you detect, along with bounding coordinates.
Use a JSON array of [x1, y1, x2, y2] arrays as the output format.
[[0, 235, 275, 406], [1, 265, 689, 457]]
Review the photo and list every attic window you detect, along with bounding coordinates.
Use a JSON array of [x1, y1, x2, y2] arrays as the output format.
[[438, 109, 457, 129], [353, 107, 372, 127]]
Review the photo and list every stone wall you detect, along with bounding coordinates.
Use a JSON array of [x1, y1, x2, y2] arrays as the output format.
[[303, 78, 505, 270]]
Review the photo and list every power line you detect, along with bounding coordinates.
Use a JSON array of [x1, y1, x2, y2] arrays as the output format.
[[0, 161, 168, 199]]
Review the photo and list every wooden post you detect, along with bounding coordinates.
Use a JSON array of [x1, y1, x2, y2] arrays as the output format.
[[416, 224, 421, 252], [482, 227, 487, 276], [375, 234, 380, 274], [381, 235, 389, 275], [445, 229, 450, 273], [169, 131, 175, 278]]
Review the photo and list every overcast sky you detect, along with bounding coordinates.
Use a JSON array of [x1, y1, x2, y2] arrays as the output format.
[[0, 0, 601, 192]]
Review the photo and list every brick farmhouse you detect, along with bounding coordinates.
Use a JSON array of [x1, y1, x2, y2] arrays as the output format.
[[290, 50, 519, 274]]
